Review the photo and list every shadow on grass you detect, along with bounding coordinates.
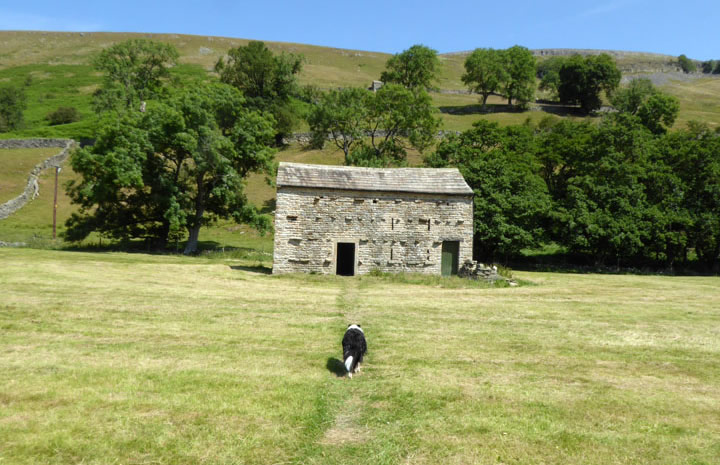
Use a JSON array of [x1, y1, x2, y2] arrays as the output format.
[[259, 198, 276, 215], [326, 357, 347, 377], [534, 103, 589, 117], [438, 103, 519, 115], [229, 265, 272, 275], [438, 102, 590, 118], [512, 247, 718, 276]]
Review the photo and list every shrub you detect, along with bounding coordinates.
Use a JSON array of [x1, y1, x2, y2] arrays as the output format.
[[678, 54, 695, 73], [46, 107, 81, 125], [0, 86, 27, 132]]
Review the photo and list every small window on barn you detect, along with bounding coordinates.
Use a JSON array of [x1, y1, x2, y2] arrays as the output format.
[[373, 199, 378, 204], [287, 215, 298, 221]]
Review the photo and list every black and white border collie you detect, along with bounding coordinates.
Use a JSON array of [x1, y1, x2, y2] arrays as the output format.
[[342, 324, 367, 378]]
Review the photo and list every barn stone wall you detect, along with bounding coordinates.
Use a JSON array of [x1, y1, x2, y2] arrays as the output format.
[[273, 187, 473, 275]]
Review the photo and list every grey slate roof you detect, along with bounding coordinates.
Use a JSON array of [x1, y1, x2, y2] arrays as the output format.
[[276, 162, 473, 195]]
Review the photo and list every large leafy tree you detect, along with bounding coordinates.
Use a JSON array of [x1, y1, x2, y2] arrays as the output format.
[[307, 87, 369, 163], [309, 84, 440, 167], [501, 45, 536, 107], [92, 39, 179, 112], [0, 86, 27, 132], [536, 56, 567, 100], [427, 120, 551, 262], [462, 48, 506, 109], [216, 41, 303, 142], [380, 44, 441, 91], [552, 114, 654, 265], [66, 82, 276, 254], [558, 54, 621, 113], [611, 78, 679, 134], [658, 124, 720, 269], [348, 84, 440, 167]]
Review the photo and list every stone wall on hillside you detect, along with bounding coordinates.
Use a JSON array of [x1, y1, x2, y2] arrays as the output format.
[[0, 139, 76, 221]]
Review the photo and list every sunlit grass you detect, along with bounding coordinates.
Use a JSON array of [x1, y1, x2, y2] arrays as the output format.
[[1, 248, 719, 464]]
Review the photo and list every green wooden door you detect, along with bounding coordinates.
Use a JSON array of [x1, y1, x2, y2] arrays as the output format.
[[441, 241, 459, 276]]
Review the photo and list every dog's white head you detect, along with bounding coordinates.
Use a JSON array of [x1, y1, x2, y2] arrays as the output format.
[[347, 324, 363, 333]]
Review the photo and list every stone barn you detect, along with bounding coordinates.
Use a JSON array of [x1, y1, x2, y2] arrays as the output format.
[[272, 162, 474, 276]]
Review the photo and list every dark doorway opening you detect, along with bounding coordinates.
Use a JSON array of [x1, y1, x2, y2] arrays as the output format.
[[336, 242, 356, 276], [441, 241, 459, 276]]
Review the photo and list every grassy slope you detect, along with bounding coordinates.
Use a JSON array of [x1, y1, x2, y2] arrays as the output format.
[[0, 147, 60, 203], [1, 31, 719, 139], [1, 248, 718, 464]]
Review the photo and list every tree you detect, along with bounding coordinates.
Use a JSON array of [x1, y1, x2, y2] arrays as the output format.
[[501, 45, 536, 107], [537, 56, 566, 100], [348, 84, 440, 167], [380, 44, 441, 91], [611, 78, 679, 134], [461, 48, 506, 109], [677, 54, 695, 73], [0, 86, 26, 132], [309, 84, 440, 167], [558, 54, 621, 113], [658, 124, 720, 269], [307, 87, 369, 163], [216, 41, 304, 142], [66, 82, 276, 254], [46, 107, 81, 125], [702, 60, 716, 74], [553, 114, 654, 265], [427, 120, 551, 261], [92, 39, 179, 112]]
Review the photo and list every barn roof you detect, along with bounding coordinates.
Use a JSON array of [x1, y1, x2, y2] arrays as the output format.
[[276, 163, 473, 195]]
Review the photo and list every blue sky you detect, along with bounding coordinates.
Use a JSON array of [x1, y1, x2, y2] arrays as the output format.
[[0, 1, 717, 59]]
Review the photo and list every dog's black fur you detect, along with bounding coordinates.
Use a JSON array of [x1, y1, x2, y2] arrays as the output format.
[[342, 324, 367, 377]]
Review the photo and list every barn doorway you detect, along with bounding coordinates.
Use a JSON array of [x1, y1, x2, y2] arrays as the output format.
[[336, 242, 356, 276], [441, 241, 459, 276]]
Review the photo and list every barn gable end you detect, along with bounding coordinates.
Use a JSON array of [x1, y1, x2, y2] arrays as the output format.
[[272, 163, 473, 276]]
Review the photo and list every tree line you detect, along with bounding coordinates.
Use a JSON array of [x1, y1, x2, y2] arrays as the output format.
[[427, 113, 720, 270]]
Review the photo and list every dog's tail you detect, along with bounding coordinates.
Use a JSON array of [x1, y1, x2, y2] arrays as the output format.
[[344, 355, 354, 373]]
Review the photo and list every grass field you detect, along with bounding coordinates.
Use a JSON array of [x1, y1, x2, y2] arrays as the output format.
[[0, 248, 718, 464]]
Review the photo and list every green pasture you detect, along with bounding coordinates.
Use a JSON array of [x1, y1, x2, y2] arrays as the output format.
[[0, 248, 718, 464]]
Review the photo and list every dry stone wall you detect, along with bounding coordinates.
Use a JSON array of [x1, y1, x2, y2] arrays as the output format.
[[0, 139, 76, 221], [273, 187, 473, 275]]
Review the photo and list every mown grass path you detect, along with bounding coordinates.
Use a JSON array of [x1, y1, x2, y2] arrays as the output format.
[[1, 249, 719, 464]]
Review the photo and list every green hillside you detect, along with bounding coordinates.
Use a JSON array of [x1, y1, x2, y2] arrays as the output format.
[[1, 30, 719, 139]]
